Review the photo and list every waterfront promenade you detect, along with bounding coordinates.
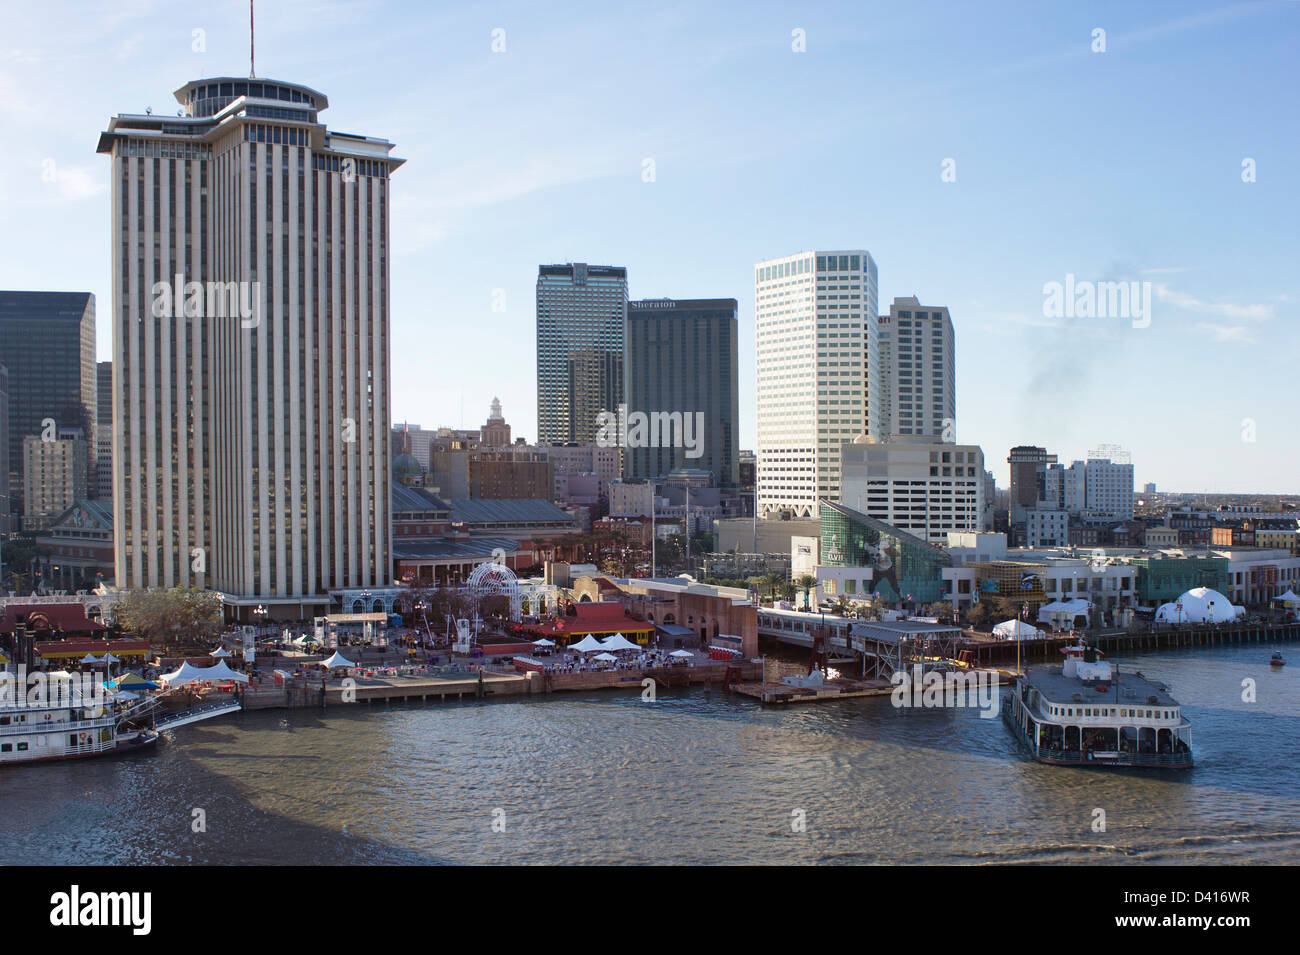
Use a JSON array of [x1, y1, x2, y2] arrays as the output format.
[[226, 652, 762, 711]]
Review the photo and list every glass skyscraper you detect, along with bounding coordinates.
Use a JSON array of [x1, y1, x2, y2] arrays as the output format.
[[0, 291, 97, 517], [535, 263, 627, 445]]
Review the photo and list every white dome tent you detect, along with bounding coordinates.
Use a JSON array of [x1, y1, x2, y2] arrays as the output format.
[[1154, 587, 1243, 624], [993, 619, 1045, 641]]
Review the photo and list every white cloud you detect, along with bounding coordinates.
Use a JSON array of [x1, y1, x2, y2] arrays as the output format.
[[1195, 322, 1257, 345], [1155, 284, 1274, 322]]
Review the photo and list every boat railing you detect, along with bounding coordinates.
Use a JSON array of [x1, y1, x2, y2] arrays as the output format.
[[0, 714, 117, 736]]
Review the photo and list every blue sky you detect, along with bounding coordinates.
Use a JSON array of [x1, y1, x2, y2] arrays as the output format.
[[1, 0, 1296, 492]]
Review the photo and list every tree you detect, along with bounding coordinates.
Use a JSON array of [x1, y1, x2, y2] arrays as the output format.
[[116, 588, 222, 645], [967, 601, 990, 627], [930, 600, 954, 621]]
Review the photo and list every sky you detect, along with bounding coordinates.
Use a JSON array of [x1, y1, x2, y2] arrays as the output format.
[[0, 0, 1296, 493]]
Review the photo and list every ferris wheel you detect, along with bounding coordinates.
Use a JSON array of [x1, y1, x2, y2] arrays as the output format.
[[465, 561, 522, 621]]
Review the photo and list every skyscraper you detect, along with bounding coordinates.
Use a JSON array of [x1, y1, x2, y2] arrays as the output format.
[[536, 263, 627, 445], [754, 250, 879, 518], [0, 291, 97, 515], [879, 296, 955, 440], [625, 297, 739, 487], [98, 76, 400, 618], [0, 364, 9, 532], [94, 361, 113, 501]]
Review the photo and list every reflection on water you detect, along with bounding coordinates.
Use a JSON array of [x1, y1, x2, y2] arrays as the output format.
[[0, 645, 1295, 864]]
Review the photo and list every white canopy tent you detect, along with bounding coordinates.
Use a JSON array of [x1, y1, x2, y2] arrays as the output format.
[[599, 634, 639, 652], [159, 660, 249, 687], [102, 653, 121, 664], [592, 652, 618, 662], [668, 649, 694, 659], [993, 619, 1045, 641], [1037, 599, 1093, 627], [320, 651, 356, 669], [209, 647, 232, 658], [568, 635, 605, 652], [1274, 589, 1300, 607], [80, 653, 102, 664], [531, 638, 556, 647]]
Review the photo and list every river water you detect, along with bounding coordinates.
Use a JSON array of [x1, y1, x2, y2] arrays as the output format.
[[1, 644, 1296, 865]]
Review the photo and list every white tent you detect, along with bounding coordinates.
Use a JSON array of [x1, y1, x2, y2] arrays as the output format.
[[102, 653, 121, 664], [159, 660, 249, 686], [80, 653, 102, 664], [45, 669, 74, 680], [531, 638, 556, 647], [1037, 599, 1093, 626], [201, 659, 248, 682], [1155, 587, 1242, 624], [1275, 589, 1300, 607], [599, 633, 639, 652], [209, 647, 232, 658], [669, 649, 694, 659], [320, 651, 356, 669], [593, 652, 618, 662], [993, 619, 1044, 641], [569, 634, 605, 652]]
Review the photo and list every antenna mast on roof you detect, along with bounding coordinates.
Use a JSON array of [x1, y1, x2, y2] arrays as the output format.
[[249, 0, 256, 78]]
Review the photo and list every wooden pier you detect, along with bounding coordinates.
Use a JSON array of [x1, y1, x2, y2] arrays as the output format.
[[730, 676, 892, 705], [956, 620, 1300, 668]]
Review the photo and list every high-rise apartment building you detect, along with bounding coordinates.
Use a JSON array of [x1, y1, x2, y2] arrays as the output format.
[[625, 297, 739, 487], [0, 292, 97, 514], [754, 250, 879, 517], [878, 296, 954, 440], [98, 76, 400, 618], [536, 263, 627, 445]]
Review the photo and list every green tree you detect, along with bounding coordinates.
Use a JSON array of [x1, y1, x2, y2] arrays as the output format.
[[115, 587, 222, 645], [967, 601, 990, 627]]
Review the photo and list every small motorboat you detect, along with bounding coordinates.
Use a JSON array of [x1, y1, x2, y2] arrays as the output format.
[[1269, 652, 1285, 668]]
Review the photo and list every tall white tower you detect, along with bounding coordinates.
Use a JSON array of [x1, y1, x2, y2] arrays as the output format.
[[753, 250, 879, 518], [99, 76, 402, 619]]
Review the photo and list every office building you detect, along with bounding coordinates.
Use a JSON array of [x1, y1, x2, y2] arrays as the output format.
[[536, 263, 627, 445], [468, 447, 553, 500], [480, 397, 511, 448], [1007, 446, 1058, 527], [0, 364, 8, 531], [22, 430, 88, 531], [839, 437, 985, 545], [625, 297, 739, 487], [99, 76, 400, 617], [94, 361, 113, 501], [0, 291, 97, 514], [754, 250, 879, 518]]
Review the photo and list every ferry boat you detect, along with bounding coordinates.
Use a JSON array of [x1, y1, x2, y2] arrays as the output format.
[[1002, 642, 1193, 769], [0, 691, 158, 765], [1270, 651, 1285, 668]]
